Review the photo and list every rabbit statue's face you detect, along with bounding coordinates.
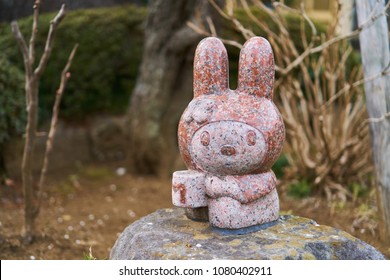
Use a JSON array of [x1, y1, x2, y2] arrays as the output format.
[[190, 121, 266, 175]]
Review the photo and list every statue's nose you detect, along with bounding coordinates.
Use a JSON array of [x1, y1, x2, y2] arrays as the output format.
[[220, 145, 236, 156]]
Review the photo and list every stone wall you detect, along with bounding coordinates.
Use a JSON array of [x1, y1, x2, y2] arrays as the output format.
[[3, 115, 128, 177]]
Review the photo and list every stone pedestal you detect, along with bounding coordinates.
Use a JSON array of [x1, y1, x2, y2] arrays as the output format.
[[110, 208, 385, 260]]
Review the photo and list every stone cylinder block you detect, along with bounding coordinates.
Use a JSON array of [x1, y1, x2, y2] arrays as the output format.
[[172, 170, 207, 208]]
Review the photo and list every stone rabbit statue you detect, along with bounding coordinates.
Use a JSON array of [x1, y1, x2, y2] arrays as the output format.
[[172, 37, 285, 230]]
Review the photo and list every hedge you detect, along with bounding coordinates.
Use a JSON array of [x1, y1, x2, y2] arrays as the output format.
[[0, 4, 146, 121], [0, 55, 25, 147]]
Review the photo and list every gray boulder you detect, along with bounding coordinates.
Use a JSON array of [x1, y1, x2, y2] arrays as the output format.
[[110, 208, 385, 260]]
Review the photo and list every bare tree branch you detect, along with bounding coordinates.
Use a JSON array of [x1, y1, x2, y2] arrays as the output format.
[[34, 4, 66, 78], [206, 16, 217, 37], [11, 21, 29, 66], [322, 61, 390, 109], [29, 0, 41, 66], [209, 0, 256, 39], [187, 20, 244, 48], [37, 44, 78, 205], [11, 20, 33, 108], [366, 112, 390, 124]]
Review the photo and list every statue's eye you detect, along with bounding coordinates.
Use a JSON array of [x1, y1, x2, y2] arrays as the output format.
[[247, 130, 256, 146], [200, 131, 210, 146]]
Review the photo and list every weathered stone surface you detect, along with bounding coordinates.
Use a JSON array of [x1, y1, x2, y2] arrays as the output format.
[[110, 208, 385, 260]]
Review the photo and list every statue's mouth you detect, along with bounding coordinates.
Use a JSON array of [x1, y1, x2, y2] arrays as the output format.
[[220, 145, 236, 156]]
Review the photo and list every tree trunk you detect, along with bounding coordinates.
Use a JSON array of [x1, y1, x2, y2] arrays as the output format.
[[127, 0, 216, 176], [356, 0, 390, 242], [21, 78, 39, 241]]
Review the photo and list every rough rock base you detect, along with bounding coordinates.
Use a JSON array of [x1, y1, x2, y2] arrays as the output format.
[[110, 208, 385, 260]]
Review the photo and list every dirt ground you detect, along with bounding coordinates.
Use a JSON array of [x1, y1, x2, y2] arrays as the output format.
[[1, 162, 389, 260]]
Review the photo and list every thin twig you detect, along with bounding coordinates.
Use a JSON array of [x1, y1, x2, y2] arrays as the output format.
[[11, 22, 32, 80], [34, 4, 66, 78], [366, 111, 390, 124], [37, 44, 78, 201], [29, 0, 41, 66], [187, 21, 244, 49], [274, 1, 318, 39], [322, 61, 390, 109], [186, 21, 210, 36], [206, 16, 217, 37], [209, 0, 255, 39]]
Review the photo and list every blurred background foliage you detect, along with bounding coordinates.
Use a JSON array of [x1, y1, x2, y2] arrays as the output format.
[[0, 4, 337, 122], [0, 3, 365, 188], [0, 5, 146, 123], [0, 4, 330, 177], [0, 55, 25, 155]]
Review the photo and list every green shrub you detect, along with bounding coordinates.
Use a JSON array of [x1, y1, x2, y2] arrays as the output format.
[[0, 55, 25, 147], [0, 5, 146, 121], [0, 55, 25, 175], [287, 180, 311, 198], [272, 154, 289, 179], [349, 182, 370, 201]]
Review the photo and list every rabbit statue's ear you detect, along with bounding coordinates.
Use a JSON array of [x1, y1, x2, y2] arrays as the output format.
[[237, 37, 274, 99], [194, 37, 229, 98]]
